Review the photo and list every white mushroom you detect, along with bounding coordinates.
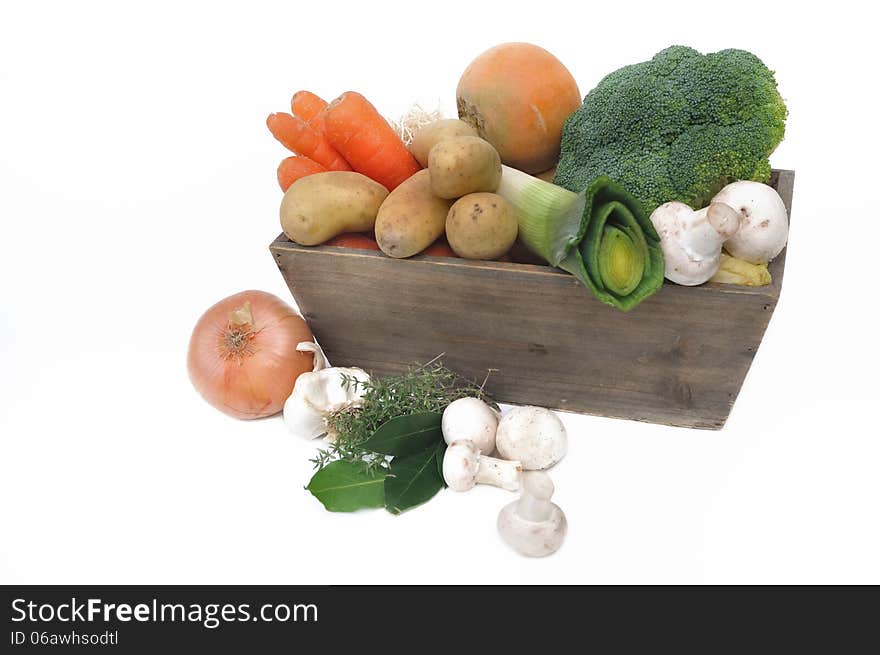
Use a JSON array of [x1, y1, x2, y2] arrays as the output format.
[[283, 342, 370, 439], [650, 201, 742, 285], [441, 397, 499, 455], [442, 440, 521, 492], [495, 406, 568, 470], [711, 181, 789, 264], [497, 471, 567, 557]]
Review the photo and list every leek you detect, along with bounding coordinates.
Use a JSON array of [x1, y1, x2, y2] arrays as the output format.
[[497, 166, 665, 311]]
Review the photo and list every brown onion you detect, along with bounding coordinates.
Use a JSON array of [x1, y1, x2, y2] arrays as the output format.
[[187, 290, 314, 419]]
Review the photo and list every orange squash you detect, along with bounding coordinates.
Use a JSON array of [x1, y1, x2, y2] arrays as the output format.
[[456, 43, 581, 174]]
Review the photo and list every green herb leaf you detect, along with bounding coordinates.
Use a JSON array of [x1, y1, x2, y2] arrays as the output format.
[[306, 460, 386, 512], [313, 361, 492, 473], [435, 440, 447, 486], [361, 412, 443, 457], [384, 447, 445, 515]]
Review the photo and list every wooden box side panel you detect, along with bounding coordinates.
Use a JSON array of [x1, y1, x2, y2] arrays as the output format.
[[270, 170, 794, 430], [271, 251, 772, 429]]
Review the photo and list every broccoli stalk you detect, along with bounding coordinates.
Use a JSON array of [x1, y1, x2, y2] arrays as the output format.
[[554, 46, 787, 215]]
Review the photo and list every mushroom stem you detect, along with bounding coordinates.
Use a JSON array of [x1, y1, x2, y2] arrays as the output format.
[[517, 472, 555, 521], [475, 455, 522, 491], [443, 440, 522, 492], [685, 204, 739, 258], [706, 202, 742, 240], [650, 200, 740, 286]]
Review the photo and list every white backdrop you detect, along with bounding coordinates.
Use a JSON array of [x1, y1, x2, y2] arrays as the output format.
[[2, 0, 877, 584]]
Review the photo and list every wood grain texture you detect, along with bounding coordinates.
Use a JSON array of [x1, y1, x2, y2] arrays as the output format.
[[271, 170, 795, 430]]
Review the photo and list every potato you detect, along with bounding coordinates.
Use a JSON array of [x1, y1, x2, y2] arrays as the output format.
[[375, 170, 452, 258], [428, 136, 501, 200], [409, 119, 478, 167], [280, 172, 388, 246], [446, 192, 517, 260]]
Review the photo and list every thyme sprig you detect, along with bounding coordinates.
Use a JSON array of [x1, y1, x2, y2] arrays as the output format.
[[309, 359, 493, 473]]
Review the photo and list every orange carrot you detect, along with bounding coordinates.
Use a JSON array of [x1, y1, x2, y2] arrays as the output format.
[[277, 156, 327, 192], [322, 92, 422, 190], [266, 112, 351, 171], [323, 233, 381, 251], [290, 90, 328, 125], [422, 238, 459, 258]]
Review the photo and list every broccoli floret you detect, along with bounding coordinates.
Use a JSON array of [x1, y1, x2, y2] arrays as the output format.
[[554, 46, 787, 214]]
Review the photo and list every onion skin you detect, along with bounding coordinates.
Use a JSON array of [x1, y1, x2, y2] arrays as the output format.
[[187, 290, 314, 419]]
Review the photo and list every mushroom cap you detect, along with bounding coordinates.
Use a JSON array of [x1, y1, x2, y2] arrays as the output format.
[[650, 201, 729, 286], [712, 181, 789, 264], [441, 397, 498, 454], [442, 440, 481, 491], [495, 406, 567, 470], [497, 503, 566, 557]]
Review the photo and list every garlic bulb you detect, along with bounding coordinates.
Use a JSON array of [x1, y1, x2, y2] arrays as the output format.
[[282, 342, 370, 439]]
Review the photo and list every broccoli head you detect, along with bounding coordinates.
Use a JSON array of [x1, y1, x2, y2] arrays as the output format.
[[554, 46, 787, 214]]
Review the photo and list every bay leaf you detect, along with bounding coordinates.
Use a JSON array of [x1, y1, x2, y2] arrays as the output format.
[[306, 460, 385, 512], [384, 446, 445, 515], [361, 412, 443, 457]]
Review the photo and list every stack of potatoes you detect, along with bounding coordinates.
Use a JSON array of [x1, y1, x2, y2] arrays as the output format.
[[376, 120, 516, 260], [278, 120, 517, 261]]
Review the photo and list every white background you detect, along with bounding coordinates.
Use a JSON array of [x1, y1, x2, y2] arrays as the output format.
[[2, 0, 878, 584]]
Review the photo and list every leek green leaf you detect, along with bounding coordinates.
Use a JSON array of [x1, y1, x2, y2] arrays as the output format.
[[560, 175, 664, 311], [497, 166, 663, 311]]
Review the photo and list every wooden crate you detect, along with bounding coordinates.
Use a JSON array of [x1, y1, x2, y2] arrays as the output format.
[[270, 170, 794, 430]]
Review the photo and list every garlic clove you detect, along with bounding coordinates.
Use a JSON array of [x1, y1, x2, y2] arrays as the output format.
[[296, 341, 329, 372]]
